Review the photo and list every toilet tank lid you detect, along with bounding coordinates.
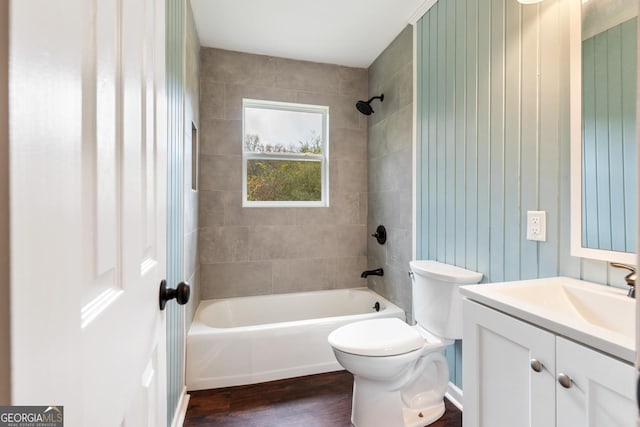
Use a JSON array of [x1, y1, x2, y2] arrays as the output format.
[[410, 260, 483, 284], [328, 318, 424, 357]]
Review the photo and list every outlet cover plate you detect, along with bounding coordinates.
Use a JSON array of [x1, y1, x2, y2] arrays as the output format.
[[527, 211, 547, 241]]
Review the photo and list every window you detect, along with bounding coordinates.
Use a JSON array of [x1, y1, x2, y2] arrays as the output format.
[[242, 99, 329, 207]]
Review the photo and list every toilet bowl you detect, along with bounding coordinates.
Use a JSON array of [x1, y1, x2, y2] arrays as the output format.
[[329, 318, 450, 427], [328, 261, 483, 427]]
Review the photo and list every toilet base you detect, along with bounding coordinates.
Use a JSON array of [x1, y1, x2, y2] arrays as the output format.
[[403, 400, 445, 427], [347, 349, 450, 427], [351, 399, 445, 427]]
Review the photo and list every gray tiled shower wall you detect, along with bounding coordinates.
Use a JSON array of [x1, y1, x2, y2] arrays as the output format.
[[197, 48, 370, 300], [365, 26, 414, 321]]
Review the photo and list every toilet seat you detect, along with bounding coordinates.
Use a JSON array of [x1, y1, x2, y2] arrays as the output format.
[[328, 318, 425, 356]]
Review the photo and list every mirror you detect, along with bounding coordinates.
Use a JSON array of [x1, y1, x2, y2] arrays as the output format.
[[570, 0, 638, 264]]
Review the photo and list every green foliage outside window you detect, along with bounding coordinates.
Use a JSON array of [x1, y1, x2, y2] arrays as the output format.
[[245, 134, 322, 202]]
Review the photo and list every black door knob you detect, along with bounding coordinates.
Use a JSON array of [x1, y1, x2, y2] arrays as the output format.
[[159, 280, 191, 310]]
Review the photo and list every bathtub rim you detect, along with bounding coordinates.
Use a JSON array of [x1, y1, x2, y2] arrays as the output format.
[[188, 287, 403, 335]]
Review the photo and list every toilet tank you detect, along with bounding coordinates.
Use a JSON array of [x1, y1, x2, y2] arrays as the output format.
[[410, 260, 483, 340]]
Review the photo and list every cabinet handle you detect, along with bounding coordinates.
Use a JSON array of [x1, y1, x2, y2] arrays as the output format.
[[530, 359, 543, 373], [558, 373, 572, 389]]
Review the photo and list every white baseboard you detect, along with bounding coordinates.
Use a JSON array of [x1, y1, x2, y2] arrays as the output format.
[[445, 382, 463, 411], [170, 387, 190, 427]]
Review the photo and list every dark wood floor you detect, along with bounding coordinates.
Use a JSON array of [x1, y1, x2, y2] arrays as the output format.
[[184, 370, 462, 427]]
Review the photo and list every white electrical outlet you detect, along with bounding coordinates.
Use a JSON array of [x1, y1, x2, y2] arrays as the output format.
[[527, 211, 546, 241]]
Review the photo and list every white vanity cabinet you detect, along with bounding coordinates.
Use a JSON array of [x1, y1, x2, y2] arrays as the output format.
[[463, 299, 556, 427], [463, 299, 636, 427], [556, 336, 636, 427]]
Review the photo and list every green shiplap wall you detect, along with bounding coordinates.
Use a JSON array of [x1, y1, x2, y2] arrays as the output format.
[[166, 0, 184, 423], [415, 0, 609, 389], [582, 17, 637, 252]]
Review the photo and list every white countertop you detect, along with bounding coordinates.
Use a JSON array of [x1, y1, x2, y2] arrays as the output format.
[[460, 276, 635, 363]]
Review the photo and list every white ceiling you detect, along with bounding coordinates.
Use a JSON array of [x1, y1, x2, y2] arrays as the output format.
[[190, 0, 429, 68]]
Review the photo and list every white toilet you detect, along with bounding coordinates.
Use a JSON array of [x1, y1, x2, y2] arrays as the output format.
[[328, 260, 482, 427]]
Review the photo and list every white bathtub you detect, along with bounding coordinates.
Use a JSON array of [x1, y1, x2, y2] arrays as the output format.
[[186, 287, 405, 391]]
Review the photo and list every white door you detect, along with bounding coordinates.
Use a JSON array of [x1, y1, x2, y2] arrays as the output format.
[[462, 300, 556, 427], [9, 0, 168, 426], [556, 337, 636, 427]]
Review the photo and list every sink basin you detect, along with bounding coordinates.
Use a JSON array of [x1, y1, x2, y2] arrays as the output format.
[[460, 277, 635, 362], [492, 281, 634, 337]]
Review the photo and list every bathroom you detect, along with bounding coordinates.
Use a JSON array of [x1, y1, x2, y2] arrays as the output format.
[[2, 0, 637, 425], [186, 0, 637, 423]]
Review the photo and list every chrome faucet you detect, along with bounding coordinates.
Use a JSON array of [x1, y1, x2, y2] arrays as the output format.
[[610, 263, 636, 298]]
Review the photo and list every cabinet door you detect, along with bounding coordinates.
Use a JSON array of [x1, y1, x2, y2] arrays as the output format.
[[556, 337, 635, 427], [463, 300, 556, 427]]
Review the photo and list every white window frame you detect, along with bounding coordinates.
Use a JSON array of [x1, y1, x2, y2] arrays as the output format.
[[242, 99, 330, 207]]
